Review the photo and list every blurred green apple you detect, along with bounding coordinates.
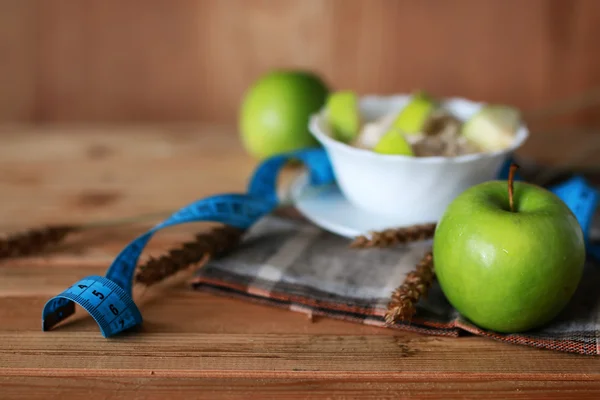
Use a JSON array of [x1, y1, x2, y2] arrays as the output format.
[[239, 70, 329, 159], [433, 172, 586, 333]]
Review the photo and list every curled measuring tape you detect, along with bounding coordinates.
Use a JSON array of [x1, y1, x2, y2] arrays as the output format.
[[41, 151, 599, 337], [550, 176, 600, 260], [41, 148, 335, 338]]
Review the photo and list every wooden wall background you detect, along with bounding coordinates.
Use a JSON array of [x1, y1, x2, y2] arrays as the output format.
[[1, 0, 600, 129]]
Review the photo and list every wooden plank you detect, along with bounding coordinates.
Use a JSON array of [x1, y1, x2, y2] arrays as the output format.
[[0, 0, 36, 121], [2, 376, 600, 400], [35, 0, 206, 122], [1, 332, 599, 376], [0, 124, 258, 227], [3, 1, 600, 127]]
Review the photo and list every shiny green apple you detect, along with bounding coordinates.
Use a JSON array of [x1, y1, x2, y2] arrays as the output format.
[[433, 179, 585, 333], [239, 70, 329, 159]]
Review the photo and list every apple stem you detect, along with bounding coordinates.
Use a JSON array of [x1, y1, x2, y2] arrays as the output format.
[[508, 163, 519, 212]]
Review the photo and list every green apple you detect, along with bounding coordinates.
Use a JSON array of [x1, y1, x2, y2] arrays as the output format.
[[373, 129, 414, 156], [461, 105, 521, 151], [325, 91, 360, 143], [389, 91, 437, 135], [433, 177, 585, 333], [239, 70, 329, 159]]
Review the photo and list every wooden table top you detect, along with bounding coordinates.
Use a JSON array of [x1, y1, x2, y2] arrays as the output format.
[[1, 124, 599, 399]]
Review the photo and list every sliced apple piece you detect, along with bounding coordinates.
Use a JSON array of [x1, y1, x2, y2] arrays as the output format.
[[461, 105, 521, 151], [353, 111, 397, 149], [325, 91, 360, 143], [389, 91, 438, 135], [373, 129, 414, 156]]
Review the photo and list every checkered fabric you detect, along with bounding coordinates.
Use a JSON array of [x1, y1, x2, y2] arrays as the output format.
[[193, 213, 600, 356]]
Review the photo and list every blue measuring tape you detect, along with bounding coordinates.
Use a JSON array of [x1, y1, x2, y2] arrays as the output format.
[[42, 150, 599, 337], [41, 148, 335, 337]]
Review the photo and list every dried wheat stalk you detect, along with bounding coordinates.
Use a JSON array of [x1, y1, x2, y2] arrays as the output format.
[[385, 250, 435, 325], [0, 225, 80, 260], [134, 225, 245, 286], [350, 223, 436, 249]]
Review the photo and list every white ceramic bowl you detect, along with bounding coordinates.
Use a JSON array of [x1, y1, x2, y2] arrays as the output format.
[[308, 95, 529, 225]]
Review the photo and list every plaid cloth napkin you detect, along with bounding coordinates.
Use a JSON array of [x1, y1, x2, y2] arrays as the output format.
[[193, 208, 600, 356]]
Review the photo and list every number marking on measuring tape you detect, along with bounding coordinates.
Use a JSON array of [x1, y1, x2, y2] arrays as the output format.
[[42, 276, 143, 337], [42, 151, 598, 337], [42, 148, 335, 337]]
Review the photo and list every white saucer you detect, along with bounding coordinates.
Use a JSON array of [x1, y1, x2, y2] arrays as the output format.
[[287, 172, 427, 238]]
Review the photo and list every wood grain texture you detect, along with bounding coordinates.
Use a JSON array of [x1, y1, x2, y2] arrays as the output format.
[[0, 125, 599, 398], [0, 0, 37, 121], [1, 0, 600, 129], [3, 377, 600, 400], [2, 330, 600, 375]]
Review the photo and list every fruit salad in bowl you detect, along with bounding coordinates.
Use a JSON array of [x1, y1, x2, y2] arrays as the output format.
[[308, 91, 529, 225]]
